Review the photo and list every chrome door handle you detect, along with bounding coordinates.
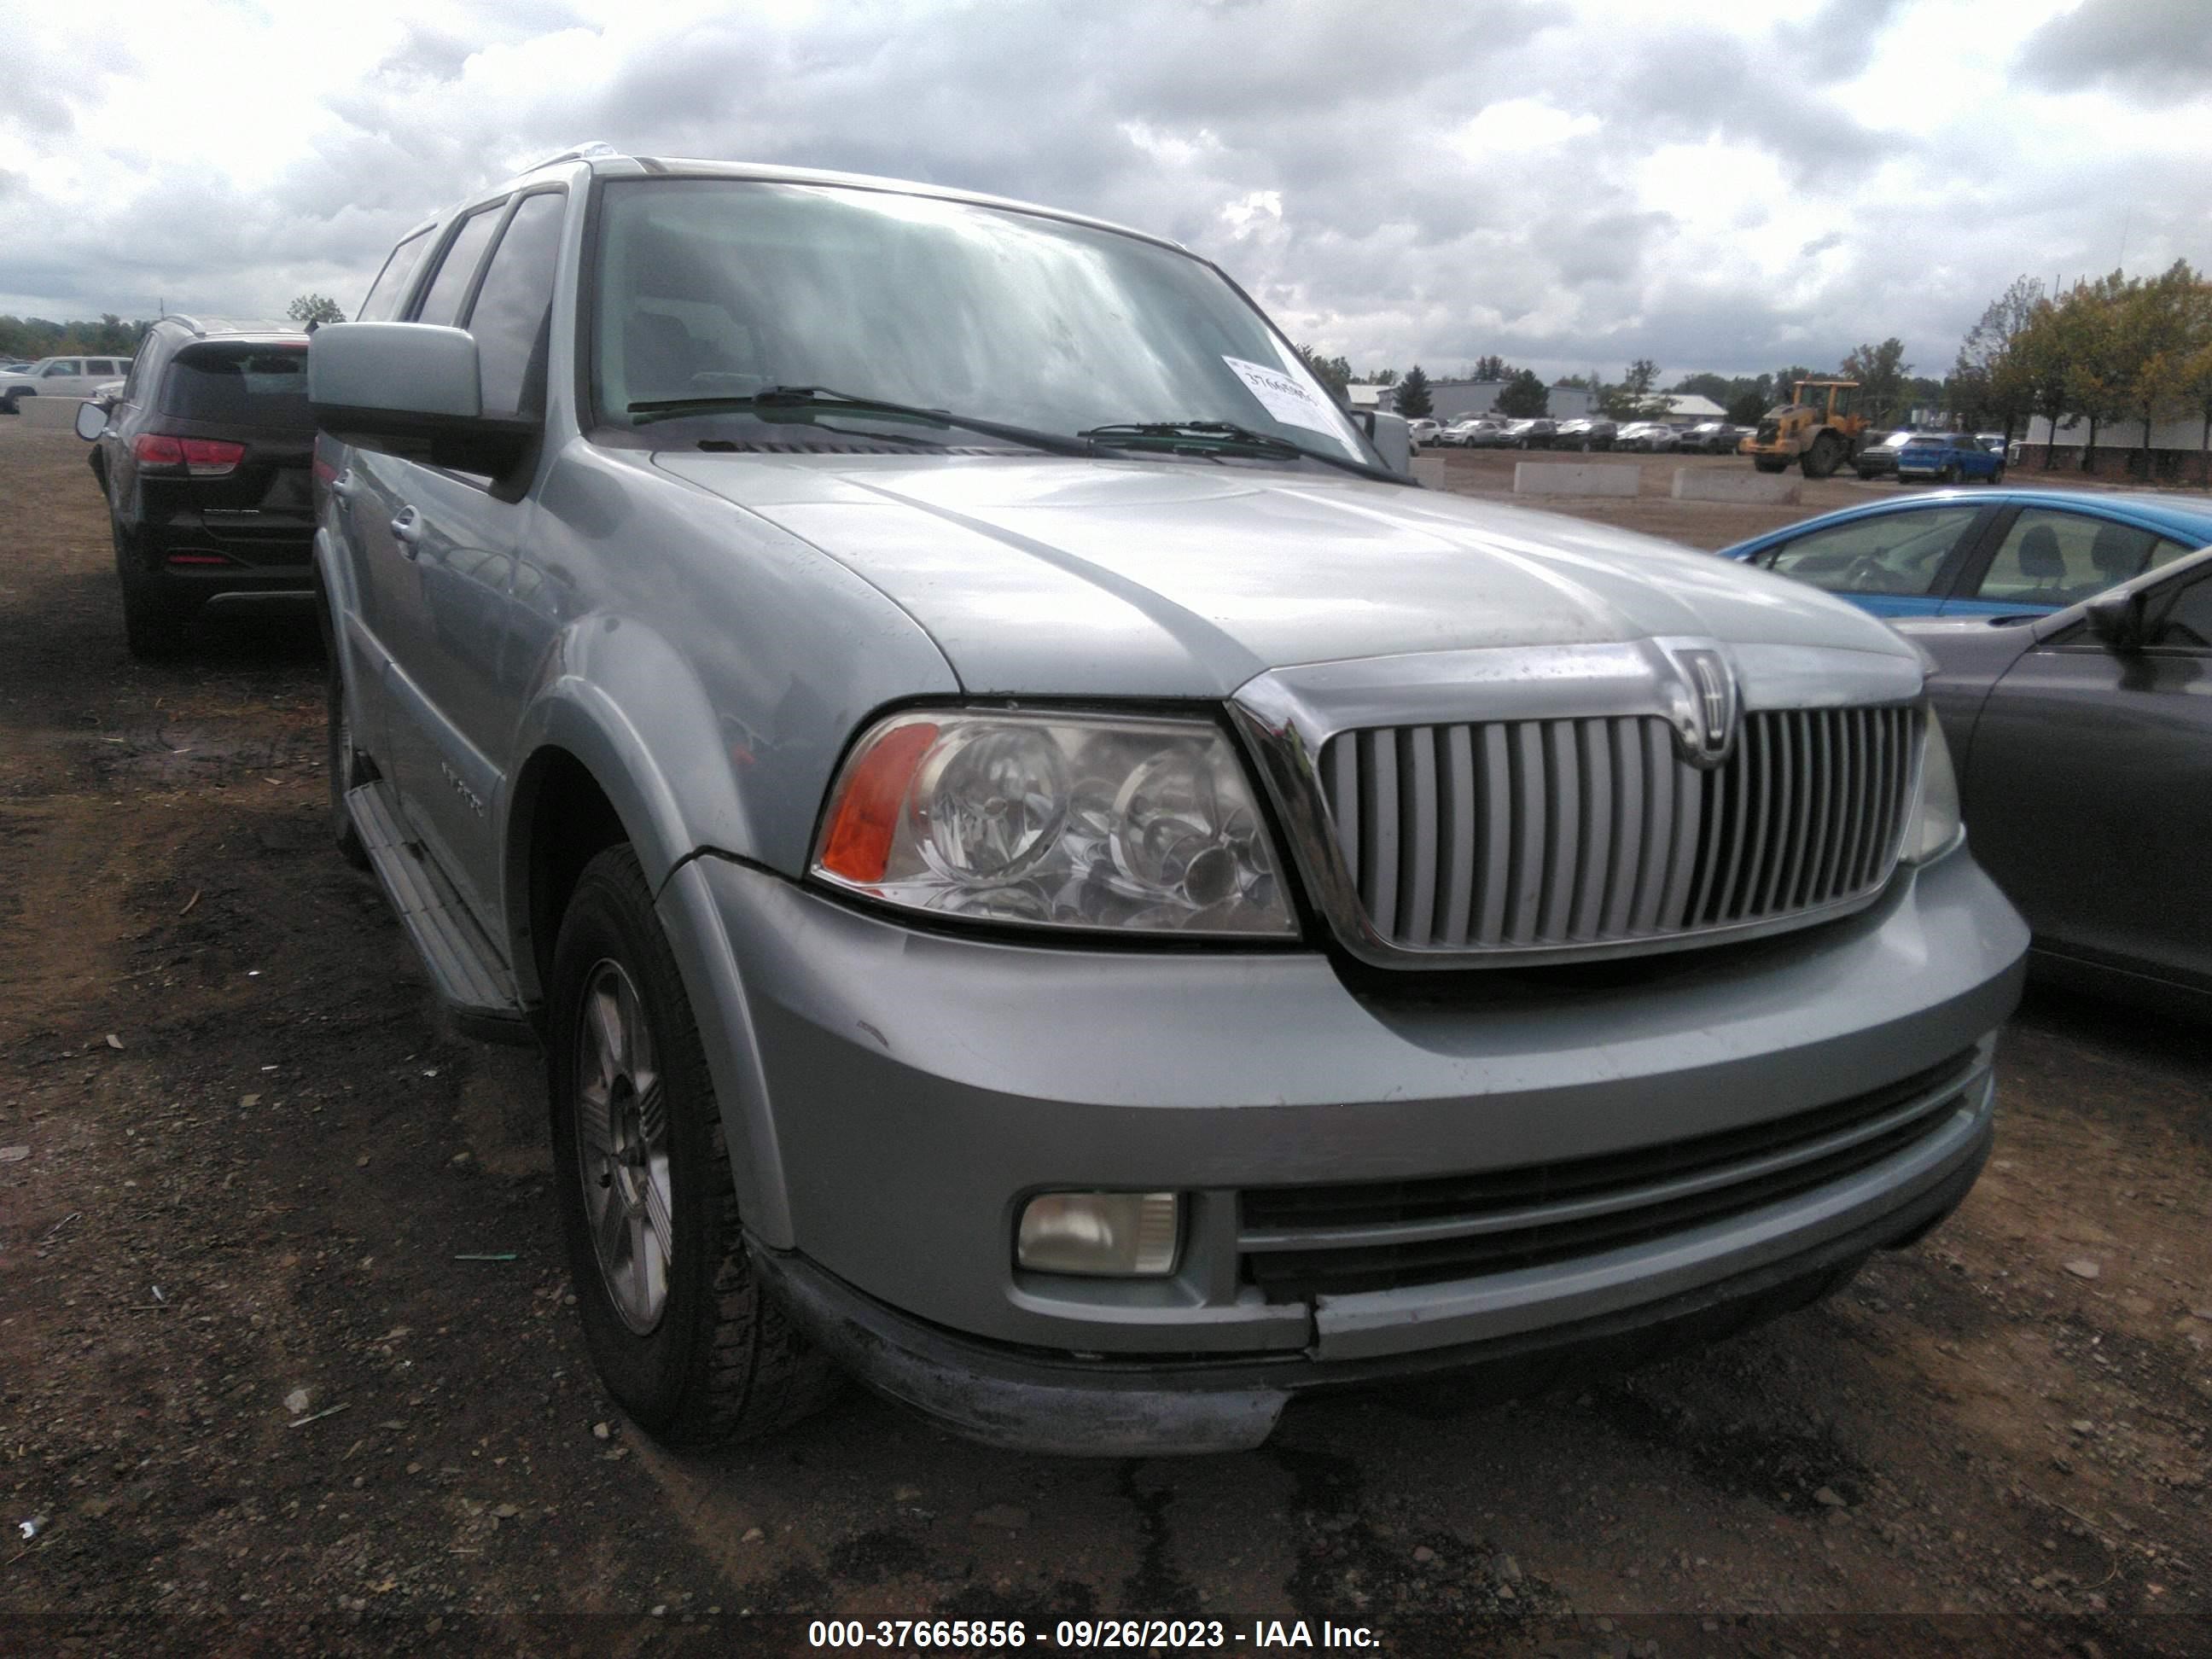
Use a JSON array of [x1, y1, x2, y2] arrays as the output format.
[[391, 507, 425, 558]]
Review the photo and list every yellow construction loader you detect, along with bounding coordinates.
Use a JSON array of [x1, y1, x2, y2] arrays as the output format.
[[1738, 380, 1868, 479]]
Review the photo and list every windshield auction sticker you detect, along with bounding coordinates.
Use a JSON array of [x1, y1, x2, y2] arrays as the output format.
[[1222, 356, 1361, 454]]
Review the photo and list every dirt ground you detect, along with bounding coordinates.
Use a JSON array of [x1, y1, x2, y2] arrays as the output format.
[[3, 423, 2209, 1657]]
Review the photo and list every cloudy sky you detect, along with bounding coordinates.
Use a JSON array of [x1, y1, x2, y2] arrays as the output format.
[[3, 0, 2206, 384]]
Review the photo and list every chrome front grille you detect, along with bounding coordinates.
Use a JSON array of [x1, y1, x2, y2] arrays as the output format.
[[1318, 703, 1918, 955]]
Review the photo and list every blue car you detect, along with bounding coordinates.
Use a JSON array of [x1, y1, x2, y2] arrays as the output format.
[[1893, 430, 2005, 485], [1720, 488, 2212, 620]]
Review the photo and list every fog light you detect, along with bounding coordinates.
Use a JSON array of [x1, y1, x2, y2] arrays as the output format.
[[1016, 1191, 1180, 1277]]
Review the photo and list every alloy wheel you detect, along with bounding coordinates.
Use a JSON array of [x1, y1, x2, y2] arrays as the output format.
[[573, 959, 673, 1334]]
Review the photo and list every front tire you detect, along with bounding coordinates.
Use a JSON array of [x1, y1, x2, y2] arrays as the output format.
[[548, 845, 839, 1446]]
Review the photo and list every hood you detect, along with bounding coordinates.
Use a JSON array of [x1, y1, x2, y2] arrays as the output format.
[[650, 451, 1918, 698]]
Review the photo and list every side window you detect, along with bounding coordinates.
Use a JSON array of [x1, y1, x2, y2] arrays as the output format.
[[2148, 537, 2199, 573], [1761, 506, 1979, 597], [43, 360, 79, 378], [1975, 510, 2157, 606], [412, 206, 506, 328], [357, 228, 434, 323], [86, 359, 114, 376], [463, 192, 566, 417], [2148, 570, 2212, 651]]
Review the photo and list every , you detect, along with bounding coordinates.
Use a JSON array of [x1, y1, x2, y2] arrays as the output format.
[[1895, 545, 2212, 1016], [1717, 489, 2212, 620], [75, 317, 318, 656], [306, 144, 2025, 1456]]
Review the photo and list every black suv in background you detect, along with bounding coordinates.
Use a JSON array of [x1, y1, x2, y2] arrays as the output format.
[[79, 317, 317, 656]]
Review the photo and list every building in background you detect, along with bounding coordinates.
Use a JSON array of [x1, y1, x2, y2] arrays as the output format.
[[2017, 413, 2212, 484], [1369, 379, 1594, 423]]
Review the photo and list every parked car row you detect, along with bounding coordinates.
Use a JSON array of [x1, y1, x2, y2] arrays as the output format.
[[1411, 416, 1749, 454], [1423, 416, 1563, 448]]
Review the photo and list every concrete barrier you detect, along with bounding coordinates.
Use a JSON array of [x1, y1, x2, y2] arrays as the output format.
[[1670, 466, 1801, 504], [1411, 455, 1448, 489], [1512, 461, 1639, 498], [16, 394, 91, 430]]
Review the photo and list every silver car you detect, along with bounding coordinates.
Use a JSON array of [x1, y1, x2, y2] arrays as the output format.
[[1615, 421, 1681, 452], [308, 146, 2026, 1455]]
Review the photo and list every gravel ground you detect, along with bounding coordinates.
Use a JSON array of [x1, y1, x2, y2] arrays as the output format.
[[3, 422, 2209, 1657]]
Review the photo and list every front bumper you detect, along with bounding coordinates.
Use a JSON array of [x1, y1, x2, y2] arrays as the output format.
[[666, 846, 2024, 1447], [754, 1126, 1988, 1454]]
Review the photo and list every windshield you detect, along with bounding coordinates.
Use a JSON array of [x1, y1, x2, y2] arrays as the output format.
[[590, 178, 1368, 459]]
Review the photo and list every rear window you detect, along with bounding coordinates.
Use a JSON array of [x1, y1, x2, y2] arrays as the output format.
[[159, 345, 313, 428]]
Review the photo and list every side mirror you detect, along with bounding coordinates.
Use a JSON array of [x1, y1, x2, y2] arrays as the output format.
[[2082, 588, 2145, 653], [308, 322, 537, 476], [73, 400, 108, 441], [1353, 410, 1413, 475]]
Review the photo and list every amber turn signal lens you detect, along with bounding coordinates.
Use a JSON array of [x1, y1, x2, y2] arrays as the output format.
[[817, 719, 939, 882]]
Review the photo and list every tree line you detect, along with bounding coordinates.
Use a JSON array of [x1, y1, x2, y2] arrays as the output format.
[[3, 296, 346, 364], [1949, 264, 2212, 477], [0, 314, 151, 360]]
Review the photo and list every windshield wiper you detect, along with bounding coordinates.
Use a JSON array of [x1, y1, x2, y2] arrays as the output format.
[[626, 386, 1098, 457], [1076, 420, 1408, 485]]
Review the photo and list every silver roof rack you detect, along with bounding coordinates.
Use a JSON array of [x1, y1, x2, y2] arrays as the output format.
[[521, 141, 620, 172]]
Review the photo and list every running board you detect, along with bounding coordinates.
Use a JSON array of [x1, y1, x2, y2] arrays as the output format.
[[346, 780, 536, 1045]]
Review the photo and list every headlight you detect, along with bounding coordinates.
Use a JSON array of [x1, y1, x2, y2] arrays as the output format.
[[812, 709, 1296, 936], [1903, 704, 1963, 864]]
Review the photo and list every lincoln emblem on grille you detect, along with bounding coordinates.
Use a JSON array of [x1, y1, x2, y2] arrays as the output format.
[[1666, 645, 1739, 768]]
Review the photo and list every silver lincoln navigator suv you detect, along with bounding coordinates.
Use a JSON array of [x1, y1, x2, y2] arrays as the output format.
[[307, 145, 2027, 1455]]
